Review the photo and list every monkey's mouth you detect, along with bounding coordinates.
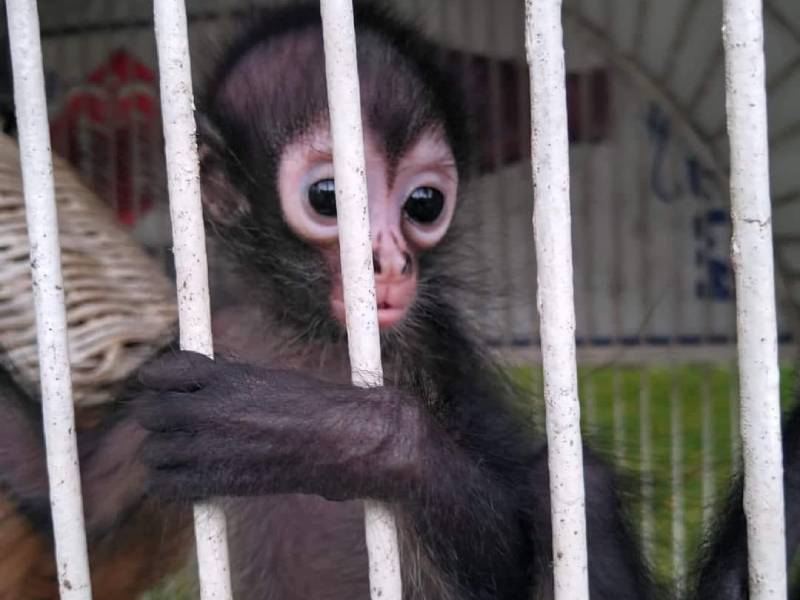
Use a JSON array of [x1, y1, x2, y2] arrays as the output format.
[[375, 282, 413, 329], [376, 304, 407, 329], [330, 281, 414, 330], [330, 298, 408, 330]]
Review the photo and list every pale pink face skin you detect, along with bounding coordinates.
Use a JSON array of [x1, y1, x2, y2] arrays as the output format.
[[278, 125, 458, 330]]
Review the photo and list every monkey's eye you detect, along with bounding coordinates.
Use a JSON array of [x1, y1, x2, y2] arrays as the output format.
[[308, 179, 337, 217], [404, 187, 444, 224]]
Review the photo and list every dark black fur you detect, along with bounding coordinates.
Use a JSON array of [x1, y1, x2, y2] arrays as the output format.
[[133, 4, 659, 599]]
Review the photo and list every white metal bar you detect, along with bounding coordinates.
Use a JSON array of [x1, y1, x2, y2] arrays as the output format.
[[318, 2, 402, 600], [524, 2, 590, 598], [670, 378, 686, 592], [722, 1, 787, 598], [701, 370, 715, 533], [638, 371, 654, 564], [606, 2, 626, 468], [669, 141, 687, 593], [5, 1, 93, 598], [635, 90, 655, 565], [153, 2, 233, 599], [701, 211, 717, 535], [730, 367, 741, 463], [612, 371, 625, 464]]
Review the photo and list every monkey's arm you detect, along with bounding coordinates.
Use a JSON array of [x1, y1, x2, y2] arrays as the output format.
[[138, 352, 659, 599], [136, 351, 536, 594], [136, 352, 478, 499]]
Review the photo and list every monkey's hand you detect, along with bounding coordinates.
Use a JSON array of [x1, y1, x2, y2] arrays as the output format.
[[135, 351, 425, 501]]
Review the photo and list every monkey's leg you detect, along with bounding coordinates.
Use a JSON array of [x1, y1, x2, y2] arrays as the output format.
[[691, 400, 800, 600], [0, 368, 56, 599], [0, 492, 55, 600], [0, 367, 191, 599]]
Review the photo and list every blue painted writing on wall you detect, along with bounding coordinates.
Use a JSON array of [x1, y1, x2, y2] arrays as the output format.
[[645, 104, 734, 301]]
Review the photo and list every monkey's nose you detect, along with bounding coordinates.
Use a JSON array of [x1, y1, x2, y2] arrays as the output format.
[[373, 250, 413, 278]]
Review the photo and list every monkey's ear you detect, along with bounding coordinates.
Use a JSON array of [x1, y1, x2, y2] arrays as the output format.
[[195, 112, 251, 226]]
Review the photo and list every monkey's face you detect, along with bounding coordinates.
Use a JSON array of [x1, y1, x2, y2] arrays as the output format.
[[278, 125, 458, 330], [201, 14, 468, 337]]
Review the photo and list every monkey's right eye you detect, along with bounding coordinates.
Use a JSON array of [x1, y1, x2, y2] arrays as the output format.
[[308, 179, 337, 218], [404, 186, 445, 224]]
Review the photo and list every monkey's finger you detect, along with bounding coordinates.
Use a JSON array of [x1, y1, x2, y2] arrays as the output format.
[[134, 391, 203, 433], [139, 350, 217, 391], [147, 457, 253, 501], [146, 467, 212, 502], [141, 432, 200, 470], [149, 462, 275, 499]]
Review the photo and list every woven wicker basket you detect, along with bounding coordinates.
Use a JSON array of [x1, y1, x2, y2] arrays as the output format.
[[0, 133, 177, 406]]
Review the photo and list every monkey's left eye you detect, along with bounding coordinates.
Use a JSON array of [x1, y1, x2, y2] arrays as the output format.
[[308, 179, 337, 217], [404, 187, 444, 224]]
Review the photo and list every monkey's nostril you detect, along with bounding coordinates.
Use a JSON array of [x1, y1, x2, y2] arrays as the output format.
[[373, 252, 382, 275], [402, 252, 412, 275]]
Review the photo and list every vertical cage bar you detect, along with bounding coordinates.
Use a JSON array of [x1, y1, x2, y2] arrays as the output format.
[[524, 1, 590, 597], [604, 0, 625, 470], [730, 368, 741, 463], [670, 377, 686, 591], [153, 2, 234, 599], [722, 0, 787, 598], [318, 2, 402, 599], [700, 370, 715, 533], [612, 372, 625, 463], [669, 141, 688, 592], [635, 88, 655, 565], [700, 188, 717, 535], [638, 371, 654, 563], [4, 1, 93, 598]]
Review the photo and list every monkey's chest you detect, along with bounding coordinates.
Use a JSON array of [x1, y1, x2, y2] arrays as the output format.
[[226, 494, 372, 600]]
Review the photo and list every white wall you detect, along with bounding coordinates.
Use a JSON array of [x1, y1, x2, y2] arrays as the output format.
[[24, 0, 800, 355]]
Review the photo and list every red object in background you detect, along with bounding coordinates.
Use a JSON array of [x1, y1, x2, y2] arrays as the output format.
[[442, 50, 611, 174], [49, 48, 609, 223], [50, 49, 161, 226]]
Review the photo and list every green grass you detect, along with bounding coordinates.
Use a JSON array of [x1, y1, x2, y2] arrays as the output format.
[[141, 567, 194, 600], [144, 364, 798, 597], [514, 363, 798, 586]]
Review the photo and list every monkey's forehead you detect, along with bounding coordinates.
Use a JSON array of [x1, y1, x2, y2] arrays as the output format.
[[208, 25, 455, 172], [284, 123, 457, 186]]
